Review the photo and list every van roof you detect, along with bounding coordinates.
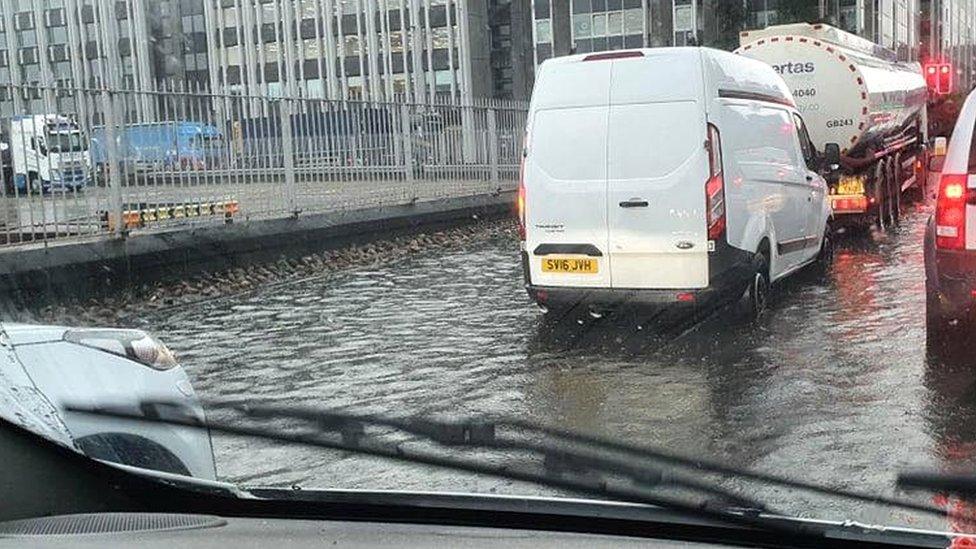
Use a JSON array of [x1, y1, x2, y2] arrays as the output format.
[[534, 47, 793, 110]]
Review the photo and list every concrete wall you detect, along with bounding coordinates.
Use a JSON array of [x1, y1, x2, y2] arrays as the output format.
[[0, 192, 514, 306]]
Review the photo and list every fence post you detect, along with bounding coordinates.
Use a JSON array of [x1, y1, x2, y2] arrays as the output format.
[[101, 88, 123, 238], [280, 98, 298, 216], [400, 104, 415, 183], [487, 108, 499, 185]]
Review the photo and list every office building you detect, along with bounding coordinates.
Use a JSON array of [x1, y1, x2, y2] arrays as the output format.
[[203, 0, 497, 104], [529, 1, 927, 69]]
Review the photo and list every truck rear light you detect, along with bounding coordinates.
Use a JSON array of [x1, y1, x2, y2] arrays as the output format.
[[830, 195, 868, 212], [676, 292, 695, 302], [517, 158, 526, 241], [705, 124, 725, 241], [936, 174, 969, 250]]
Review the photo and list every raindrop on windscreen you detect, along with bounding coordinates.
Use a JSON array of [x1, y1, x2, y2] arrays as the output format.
[[588, 310, 603, 319], [576, 319, 584, 325]]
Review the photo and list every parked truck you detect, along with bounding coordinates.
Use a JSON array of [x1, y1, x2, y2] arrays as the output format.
[[736, 23, 929, 230], [1, 114, 91, 193], [90, 121, 225, 174]]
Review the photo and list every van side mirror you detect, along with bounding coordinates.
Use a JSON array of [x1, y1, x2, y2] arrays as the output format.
[[823, 143, 841, 171]]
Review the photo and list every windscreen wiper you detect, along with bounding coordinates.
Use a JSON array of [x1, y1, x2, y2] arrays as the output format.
[[899, 470, 976, 497], [65, 400, 953, 538]]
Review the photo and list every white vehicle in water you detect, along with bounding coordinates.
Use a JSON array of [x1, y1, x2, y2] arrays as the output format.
[[736, 23, 929, 230], [4, 114, 91, 193], [0, 323, 216, 480], [519, 48, 833, 318]]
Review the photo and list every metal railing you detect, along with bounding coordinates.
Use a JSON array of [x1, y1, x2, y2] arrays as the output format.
[[0, 81, 527, 248]]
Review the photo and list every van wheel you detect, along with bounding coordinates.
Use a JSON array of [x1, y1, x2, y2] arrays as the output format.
[[743, 254, 770, 321], [814, 224, 835, 276]]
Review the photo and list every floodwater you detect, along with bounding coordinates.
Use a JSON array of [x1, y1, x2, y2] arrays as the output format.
[[145, 198, 976, 531]]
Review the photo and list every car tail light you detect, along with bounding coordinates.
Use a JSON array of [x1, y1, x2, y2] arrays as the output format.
[[936, 174, 970, 250], [705, 124, 725, 241]]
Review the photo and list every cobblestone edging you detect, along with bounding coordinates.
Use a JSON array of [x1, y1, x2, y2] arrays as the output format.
[[24, 218, 518, 327]]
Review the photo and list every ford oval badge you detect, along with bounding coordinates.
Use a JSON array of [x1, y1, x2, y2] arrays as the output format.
[[676, 241, 694, 250]]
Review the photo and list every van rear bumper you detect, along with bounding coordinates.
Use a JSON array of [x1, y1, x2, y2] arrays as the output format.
[[522, 244, 755, 309]]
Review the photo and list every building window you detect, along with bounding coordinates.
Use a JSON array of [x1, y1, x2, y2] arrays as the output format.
[[390, 32, 404, 53], [607, 11, 623, 35], [344, 35, 360, 56], [431, 27, 450, 49], [45, 8, 67, 27], [623, 8, 643, 34], [535, 19, 551, 44], [434, 69, 454, 92], [48, 44, 70, 62], [592, 13, 607, 37], [14, 12, 35, 31], [392, 74, 406, 93], [0, 50, 7, 68], [346, 75, 363, 97], [752, 10, 776, 27], [306, 78, 325, 98], [572, 14, 591, 39], [18, 47, 39, 65]]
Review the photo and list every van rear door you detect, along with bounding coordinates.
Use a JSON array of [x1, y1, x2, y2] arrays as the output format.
[[606, 51, 710, 289], [525, 60, 612, 288]]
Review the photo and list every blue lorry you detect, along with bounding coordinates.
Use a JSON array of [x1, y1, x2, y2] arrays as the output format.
[[90, 122, 224, 173]]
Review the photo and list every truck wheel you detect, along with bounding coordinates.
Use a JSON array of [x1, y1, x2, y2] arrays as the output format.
[[890, 157, 902, 225], [874, 163, 888, 232]]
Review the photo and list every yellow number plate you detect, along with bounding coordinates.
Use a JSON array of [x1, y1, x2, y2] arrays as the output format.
[[541, 257, 598, 274]]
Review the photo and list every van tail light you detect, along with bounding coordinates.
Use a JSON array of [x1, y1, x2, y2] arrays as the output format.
[[705, 123, 726, 241], [517, 157, 526, 241], [935, 174, 970, 250]]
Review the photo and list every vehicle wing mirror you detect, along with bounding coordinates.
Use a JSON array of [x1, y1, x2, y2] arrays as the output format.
[[823, 143, 841, 171], [928, 154, 946, 173]]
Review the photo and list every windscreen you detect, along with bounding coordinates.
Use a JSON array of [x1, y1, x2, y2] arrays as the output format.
[[45, 131, 87, 153], [1, 4, 974, 545]]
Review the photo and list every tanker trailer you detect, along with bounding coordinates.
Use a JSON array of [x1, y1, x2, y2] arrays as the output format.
[[736, 23, 928, 230]]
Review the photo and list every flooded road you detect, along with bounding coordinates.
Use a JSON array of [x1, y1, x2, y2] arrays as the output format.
[[143, 199, 976, 529]]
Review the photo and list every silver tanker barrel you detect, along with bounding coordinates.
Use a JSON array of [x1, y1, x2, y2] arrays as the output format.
[[735, 22, 927, 156]]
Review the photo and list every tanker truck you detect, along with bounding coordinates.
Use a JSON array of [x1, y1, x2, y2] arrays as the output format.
[[736, 23, 928, 230]]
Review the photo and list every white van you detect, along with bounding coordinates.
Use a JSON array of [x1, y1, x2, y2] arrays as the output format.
[[518, 48, 833, 318]]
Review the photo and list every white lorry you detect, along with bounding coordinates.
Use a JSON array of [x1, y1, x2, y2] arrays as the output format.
[[736, 23, 929, 230], [3, 114, 91, 194]]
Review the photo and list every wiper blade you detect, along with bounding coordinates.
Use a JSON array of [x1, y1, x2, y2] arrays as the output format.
[[67, 400, 819, 536], [899, 470, 976, 497], [239, 402, 950, 519], [66, 400, 949, 538], [240, 403, 768, 512]]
